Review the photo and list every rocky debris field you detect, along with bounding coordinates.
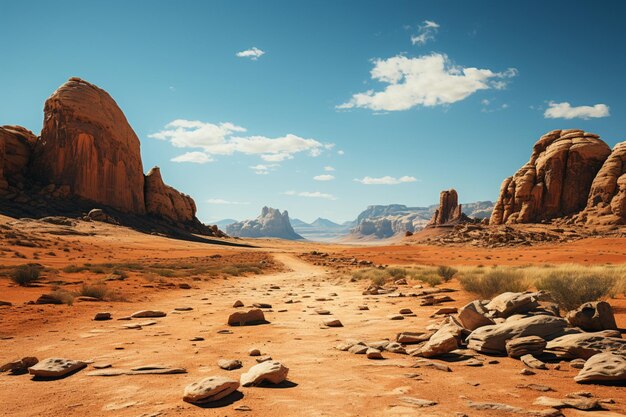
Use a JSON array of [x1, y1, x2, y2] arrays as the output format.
[[0, 253, 624, 416]]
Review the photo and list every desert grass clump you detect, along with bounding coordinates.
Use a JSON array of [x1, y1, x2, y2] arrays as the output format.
[[535, 269, 615, 311], [416, 273, 442, 287], [78, 284, 109, 300], [460, 269, 528, 299], [387, 267, 408, 280], [351, 268, 388, 286], [437, 265, 458, 282], [11, 264, 42, 286], [49, 288, 75, 305]]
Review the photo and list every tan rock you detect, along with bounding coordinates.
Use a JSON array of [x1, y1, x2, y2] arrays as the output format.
[[28, 358, 87, 378], [144, 166, 196, 223], [566, 301, 618, 332], [227, 309, 266, 326], [240, 361, 289, 387], [575, 352, 626, 384], [183, 376, 240, 403]]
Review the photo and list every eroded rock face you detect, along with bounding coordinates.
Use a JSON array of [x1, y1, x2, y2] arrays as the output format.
[[32, 77, 146, 214], [490, 130, 611, 225], [566, 301, 618, 332], [428, 189, 467, 227], [574, 352, 626, 384], [144, 167, 196, 223], [226, 207, 303, 240], [0, 126, 37, 189], [578, 141, 626, 225]]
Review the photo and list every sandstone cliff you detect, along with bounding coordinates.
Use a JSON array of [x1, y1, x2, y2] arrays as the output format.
[[0, 126, 37, 190], [576, 141, 626, 225], [490, 129, 611, 225], [144, 166, 196, 223], [32, 77, 146, 214], [226, 207, 303, 240], [427, 189, 468, 227]]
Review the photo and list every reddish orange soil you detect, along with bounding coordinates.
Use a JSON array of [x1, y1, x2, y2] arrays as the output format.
[[0, 216, 625, 416]]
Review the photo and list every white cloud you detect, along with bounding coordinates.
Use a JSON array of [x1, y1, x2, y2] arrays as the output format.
[[236, 47, 265, 60], [313, 174, 335, 181], [171, 151, 214, 164], [207, 199, 250, 205], [323, 166, 335, 172], [354, 175, 418, 185], [337, 150, 345, 155], [249, 164, 279, 175], [284, 191, 337, 200], [150, 120, 332, 162], [337, 53, 517, 112], [411, 20, 440, 45], [543, 101, 610, 119]]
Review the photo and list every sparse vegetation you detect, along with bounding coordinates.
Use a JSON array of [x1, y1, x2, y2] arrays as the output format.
[[49, 288, 75, 305], [437, 265, 458, 282], [416, 273, 442, 287], [10, 264, 42, 286], [78, 283, 109, 300], [351, 268, 388, 286], [535, 269, 616, 311], [459, 269, 527, 299]]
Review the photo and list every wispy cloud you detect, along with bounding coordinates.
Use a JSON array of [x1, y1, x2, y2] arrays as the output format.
[[354, 175, 418, 185], [284, 191, 337, 200], [236, 47, 265, 60], [313, 174, 335, 181], [207, 199, 250, 205], [323, 166, 335, 172], [150, 119, 333, 163], [411, 20, 440, 45], [171, 151, 214, 164], [337, 53, 517, 112], [249, 164, 279, 175], [544, 101, 610, 119]]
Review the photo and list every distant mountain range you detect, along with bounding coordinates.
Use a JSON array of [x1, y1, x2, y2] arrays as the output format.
[[215, 201, 493, 242]]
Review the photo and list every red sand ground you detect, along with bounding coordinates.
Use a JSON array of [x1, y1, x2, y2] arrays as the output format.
[[0, 216, 624, 416]]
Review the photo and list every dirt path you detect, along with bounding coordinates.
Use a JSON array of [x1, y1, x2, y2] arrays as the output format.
[[1, 253, 624, 417]]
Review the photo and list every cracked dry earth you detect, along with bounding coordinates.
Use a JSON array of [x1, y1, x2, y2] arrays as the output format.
[[1, 253, 625, 417]]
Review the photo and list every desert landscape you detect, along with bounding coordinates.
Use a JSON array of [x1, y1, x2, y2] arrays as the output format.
[[2, 2, 626, 417]]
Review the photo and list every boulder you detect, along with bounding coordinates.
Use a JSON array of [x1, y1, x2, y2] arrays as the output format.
[[366, 348, 383, 359], [505, 336, 547, 358], [32, 77, 146, 214], [240, 361, 289, 387], [545, 331, 626, 359], [218, 359, 243, 370], [427, 189, 469, 227], [490, 129, 611, 224], [574, 352, 626, 384], [467, 315, 568, 354], [28, 358, 87, 378], [413, 316, 465, 358], [183, 376, 240, 403], [0, 357, 38, 374], [144, 166, 196, 223], [227, 309, 267, 326], [578, 141, 626, 225], [0, 125, 36, 189], [458, 300, 495, 331], [566, 301, 618, 332], [486, 292, 541, 318]]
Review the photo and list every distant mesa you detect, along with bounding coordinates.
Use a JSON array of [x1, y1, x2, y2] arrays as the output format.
[[226, 207, 304, 240], [491, 129, 626, 226], [0, 77, 221, 237]]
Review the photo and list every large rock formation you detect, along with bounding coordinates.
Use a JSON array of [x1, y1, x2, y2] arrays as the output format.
[[144, 167, 196, 223], [427, 189, 468, 227], [577, 141, 626, 225], [32, 77, 146, 214], [0, 77, 210, 235], [490, 129, 611, 225], [226, 207, 303, 240], [0, 126, 37, 190]]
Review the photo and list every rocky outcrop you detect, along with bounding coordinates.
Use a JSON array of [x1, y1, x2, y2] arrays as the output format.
[[144, 167, 196, 223], [0, 126, 37, 190], [0, 77, 212, 235], [490, 129, 611, 225], [226, 207, 303, 240], [427, 189, 468, 227], [577, 141, 626, 225], [32, 77, 146, 214]]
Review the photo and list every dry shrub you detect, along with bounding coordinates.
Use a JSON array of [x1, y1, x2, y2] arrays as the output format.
[[460, 269, 528, 299], [535, 269, 616, 311], [437, 265, 458, 282], [11, 264, 42, 286]]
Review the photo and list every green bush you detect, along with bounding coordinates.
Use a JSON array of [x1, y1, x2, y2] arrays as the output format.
[[536, 271, 615, 311], [460, 269, 527, 299], [437, 266, 458, 282], [11, 264, 42, 286]]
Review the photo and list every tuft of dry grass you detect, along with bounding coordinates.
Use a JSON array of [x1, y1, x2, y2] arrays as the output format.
[[10, 264, 42, 286], [459, 269, 528, 299]]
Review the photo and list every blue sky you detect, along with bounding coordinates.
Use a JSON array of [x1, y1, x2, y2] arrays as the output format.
[[2, 1, 625, 223]]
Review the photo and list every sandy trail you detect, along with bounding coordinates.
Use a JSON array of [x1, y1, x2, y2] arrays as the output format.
[[1, 252, 625, 417]]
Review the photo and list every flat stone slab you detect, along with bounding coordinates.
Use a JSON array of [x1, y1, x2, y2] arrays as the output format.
[[183, 376, 240, 404], [28, 358, 87, 378]]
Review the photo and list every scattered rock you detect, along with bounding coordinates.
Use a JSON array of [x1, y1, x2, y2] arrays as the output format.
[[218, 359, 243, 371], [228, 309, 267, 326], [323, 319, 343, 328], [0, 357, 38, 374], [574, 352, 626, 385], [366, 348, 383, 359], [93, 312, 112, 321], [545, 331, 626, 359], [233, 300, 244, 308], [240, 361, 289, 387], [28, 358, 87, 378], [183, 376, 240, 404], [506, 336, 547, 358], [131, 310, 166, 318], [248, 349, 261, 357], [520, 354, 548, 370], [458, 300, 494, 331], [566, 301, 618, 332]]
